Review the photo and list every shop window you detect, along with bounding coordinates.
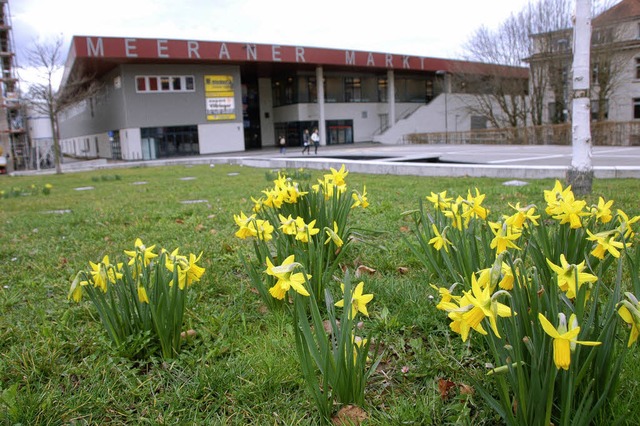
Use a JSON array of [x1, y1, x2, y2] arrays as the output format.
[[135, 75, 195, 93], [344, 77, 362, 102]]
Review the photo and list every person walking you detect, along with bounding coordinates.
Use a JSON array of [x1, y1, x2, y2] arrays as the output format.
[[301, 129, 310, 155], [311, 128, 320, 155], [279, 134, 286, 154]]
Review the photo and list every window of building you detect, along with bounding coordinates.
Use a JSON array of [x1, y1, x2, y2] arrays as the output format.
[[636, 58, 640, 79], [425, 80, 434, 102], [377, 78, 387, 102], [634, 98, 640, 119], [272, 76, 297, 106], [344, 77, 362, 102], [135, 75, 196, 93]]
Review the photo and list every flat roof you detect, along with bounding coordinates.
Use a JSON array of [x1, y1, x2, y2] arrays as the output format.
[[61, 36, 528, 88]]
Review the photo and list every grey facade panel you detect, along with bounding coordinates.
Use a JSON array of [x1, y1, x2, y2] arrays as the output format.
[[121, 64, 241, 128], [59, 67, 127, 139], [59, 64, 242, 139]]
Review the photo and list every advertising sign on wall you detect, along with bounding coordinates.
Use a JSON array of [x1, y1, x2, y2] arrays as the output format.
[[204, 75, 236, 121]]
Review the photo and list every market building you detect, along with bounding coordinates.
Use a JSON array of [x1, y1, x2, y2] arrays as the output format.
[[57, 36, 527, 161]]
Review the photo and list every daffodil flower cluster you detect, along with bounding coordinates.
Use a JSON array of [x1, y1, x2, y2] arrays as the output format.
[[409, 181, 640, 425], [235, 166, 369, 306], [0, 183, 54, 198], [236, 167, 377, 418], [68, 238, 205, 359]]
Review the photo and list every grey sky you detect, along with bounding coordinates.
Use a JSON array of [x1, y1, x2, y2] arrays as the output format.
[[12, 0, 534, 65]]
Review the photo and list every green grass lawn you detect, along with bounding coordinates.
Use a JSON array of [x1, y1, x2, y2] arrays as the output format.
[[1, 165, 639, 425]]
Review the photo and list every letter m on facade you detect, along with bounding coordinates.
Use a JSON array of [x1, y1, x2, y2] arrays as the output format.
[[345, 51, 356, 65], [86, 38, 104, 57]]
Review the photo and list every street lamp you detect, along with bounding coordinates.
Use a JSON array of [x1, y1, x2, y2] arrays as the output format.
[[435, 70, 448, 143]]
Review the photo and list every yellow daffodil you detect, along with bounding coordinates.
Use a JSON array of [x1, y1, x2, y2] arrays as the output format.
[[538, 312, 601, 370], [544, 180, 574, 216], [428, 224, 451, 252], [335, 281, 374, 318], [294, 217, 319, 243], [443, 197, 464, 230], [477, 262, 515, 291], [165, 249, 206, 289], [313, 176, 344, 200], [137, 285, 149, 303], [68, 273, 89, 302], [460, 274, 512, 339], [552, 194, 587, 229], [281, 182, 307, 204], [489, 221, 521, 254], [590, 197, 613, 224], [234, 211, 257, 239], [426, 190, 453, 210], [250, 196, 264, 213], [265, 255, 310, 300], [430, 283, 460, 311], [261, 187, 285, 208], [445, 274, 511, 342], [462, 188, 489, 220], [254, 219, 274, 241], [325, 164, 349, 187], [618, 293, 640, 347], [586, 229, 628, 259], [324, 221, 344, 247], [351, 186, 369, 209], [89, 255, 123, 292], [352, 334, 368, 363], [616, 209, 640, 239], [504, 202, 539, 229], [546, 254, 597, 299], [279, 214, 297, 235], [124, 238, 158, 266]]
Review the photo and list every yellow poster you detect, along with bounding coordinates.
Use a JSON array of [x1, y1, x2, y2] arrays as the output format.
[[204, 75, 236, 121]]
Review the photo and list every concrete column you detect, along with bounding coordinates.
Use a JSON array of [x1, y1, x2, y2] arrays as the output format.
[[387, 69, 395, 127], [316, 66, 326, 145]]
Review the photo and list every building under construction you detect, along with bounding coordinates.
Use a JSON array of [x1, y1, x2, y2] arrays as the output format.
[[0, 0, 28, 173]]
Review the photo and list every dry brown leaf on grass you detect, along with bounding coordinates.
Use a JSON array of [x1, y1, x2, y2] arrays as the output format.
[[331, 405, 368, 426], [399, 225, 410, 233], [175, 218, 184, 224], [438, 378, 456, 400], [459, 383, 475, 395], [355, 265, 376, 278], [397, 266, 409, 275], [195, 224, 205, 232]]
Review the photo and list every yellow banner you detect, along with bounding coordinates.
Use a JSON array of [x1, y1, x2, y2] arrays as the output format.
[[204, 75, 236, 120]]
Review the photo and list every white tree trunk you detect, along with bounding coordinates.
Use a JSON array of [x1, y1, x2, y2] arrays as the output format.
[[568, 0, 593, 194]]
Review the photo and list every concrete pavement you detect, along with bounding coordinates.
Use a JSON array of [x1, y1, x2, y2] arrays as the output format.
[[10, 142, 640, 179]]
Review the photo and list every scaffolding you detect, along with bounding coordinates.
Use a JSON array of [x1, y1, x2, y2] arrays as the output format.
[[0, 0, 29, 172]]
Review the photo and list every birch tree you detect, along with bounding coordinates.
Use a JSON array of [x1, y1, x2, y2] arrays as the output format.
[[567, 0, 593, 194]]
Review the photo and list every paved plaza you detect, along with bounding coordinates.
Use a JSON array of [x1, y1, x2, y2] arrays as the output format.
[[13, 143, 640, 179]]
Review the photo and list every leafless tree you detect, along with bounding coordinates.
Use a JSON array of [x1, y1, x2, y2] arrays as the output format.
[[23, 35, 101, 174], [463, 0, 621, 133], [460, 12, 531, 129]]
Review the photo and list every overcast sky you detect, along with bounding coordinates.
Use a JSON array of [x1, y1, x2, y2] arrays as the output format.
[[12, 0, 536, 63]]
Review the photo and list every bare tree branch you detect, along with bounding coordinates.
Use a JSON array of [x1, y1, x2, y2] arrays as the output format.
[[22, 35, 103, 173]]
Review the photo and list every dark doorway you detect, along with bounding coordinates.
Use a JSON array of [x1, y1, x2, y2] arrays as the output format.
[[242, 75, 261, 150]]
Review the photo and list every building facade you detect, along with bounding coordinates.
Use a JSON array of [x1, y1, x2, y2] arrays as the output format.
[[58, 36, 526, 160], [528, 0, 640, 124]]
